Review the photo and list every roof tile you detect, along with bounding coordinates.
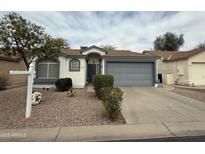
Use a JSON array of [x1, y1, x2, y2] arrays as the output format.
[[60, 48, 152, 57], [143, 48, 205, 62]]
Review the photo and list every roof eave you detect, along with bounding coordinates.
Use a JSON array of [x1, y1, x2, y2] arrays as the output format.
[[164, 57, 188, 62], [102, 55, 159, 59]]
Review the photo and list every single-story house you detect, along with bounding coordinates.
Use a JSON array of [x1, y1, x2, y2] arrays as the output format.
[[33, 45, 158, 88], [0, 54, 27, 87], [143, 48, 205, 86]]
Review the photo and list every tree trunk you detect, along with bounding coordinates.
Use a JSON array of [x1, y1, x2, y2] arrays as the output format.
[[21, 54, 29, 70], [16, 47, 30, 70]]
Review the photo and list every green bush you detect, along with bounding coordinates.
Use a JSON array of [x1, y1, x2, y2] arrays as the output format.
[[92, 75, 114, 99], [0, 75, 8, 90], [100, 86, 113, 102], [55, 78, 73, 91], [101, 87, 123, 120]]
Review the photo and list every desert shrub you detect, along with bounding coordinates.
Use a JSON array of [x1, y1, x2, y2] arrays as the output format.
[[101, 87, 123, 120], [100, 86, 113, 102], [92, 75, 114, 99], [55, 78, 73, 91], [0, 75, 8, 90]]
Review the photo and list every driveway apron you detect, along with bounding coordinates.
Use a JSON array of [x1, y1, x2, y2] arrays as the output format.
[[121, 87, 205, 124]]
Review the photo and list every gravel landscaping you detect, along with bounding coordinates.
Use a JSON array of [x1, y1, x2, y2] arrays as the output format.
[[0, 86, 125, 129], [170, 88, 205, 103]]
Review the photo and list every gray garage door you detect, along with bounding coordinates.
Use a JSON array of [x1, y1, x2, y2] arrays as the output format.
[[107, 62, 154, 86]]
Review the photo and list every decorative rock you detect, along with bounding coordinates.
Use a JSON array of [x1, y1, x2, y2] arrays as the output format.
[[32, 92, 42, 105]]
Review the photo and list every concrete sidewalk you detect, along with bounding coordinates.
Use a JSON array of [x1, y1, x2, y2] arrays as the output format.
[[1, 121, 205, 141]]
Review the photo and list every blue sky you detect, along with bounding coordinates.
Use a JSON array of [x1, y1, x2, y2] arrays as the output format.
[[0, 11, 205, 52]]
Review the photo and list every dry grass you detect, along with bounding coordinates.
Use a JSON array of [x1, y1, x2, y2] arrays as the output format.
[[0, 86, 125, 129]]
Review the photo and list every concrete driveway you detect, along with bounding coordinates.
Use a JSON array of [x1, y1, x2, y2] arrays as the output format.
[[121, 87, 205, 124]]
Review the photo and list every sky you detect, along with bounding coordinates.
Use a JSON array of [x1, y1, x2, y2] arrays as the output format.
[[0, 11, 205, 52]]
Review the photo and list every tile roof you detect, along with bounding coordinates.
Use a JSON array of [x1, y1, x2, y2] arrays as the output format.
[[60, 48, 83, 56], [143, 48, 205, 62], [104, 50, 147, 57], [60, 48, 153, 58]]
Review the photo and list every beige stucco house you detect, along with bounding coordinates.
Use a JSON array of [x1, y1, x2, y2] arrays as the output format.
[[144, 48, 205, 86], [33, 45, 158, 88]]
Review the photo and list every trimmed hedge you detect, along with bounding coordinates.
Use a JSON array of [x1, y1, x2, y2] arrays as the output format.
[[101, 86, 123, 120], [0, 75, 8, 90], [100, 86, 113, 102], [92, 75, 114, 99], [55, 78, 73, 91]]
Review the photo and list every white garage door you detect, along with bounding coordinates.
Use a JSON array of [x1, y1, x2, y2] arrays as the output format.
[[191, 63, 205, 85]]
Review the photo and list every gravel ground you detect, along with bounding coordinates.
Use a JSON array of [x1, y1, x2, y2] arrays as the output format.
[[0, 87, 125, 129], [170, 88, 205, 103]]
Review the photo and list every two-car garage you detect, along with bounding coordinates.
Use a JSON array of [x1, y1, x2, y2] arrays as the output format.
[[105, 60, 156, 86]]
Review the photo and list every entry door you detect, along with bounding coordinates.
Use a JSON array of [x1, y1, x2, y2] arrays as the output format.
[[88, 64, 96, 82]]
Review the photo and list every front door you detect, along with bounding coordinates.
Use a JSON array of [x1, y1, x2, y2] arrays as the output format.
[[88, 64, 96, 82]]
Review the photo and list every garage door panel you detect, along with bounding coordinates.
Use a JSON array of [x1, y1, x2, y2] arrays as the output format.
[[107, 62, 154, 86], [191, 64, 205, 85]]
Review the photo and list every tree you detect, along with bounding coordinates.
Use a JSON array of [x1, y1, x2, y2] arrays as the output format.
[[196, 42, 205, 49], [0, 12, 69, 70], [100, 44, 117, 51], [153, 32, 184, 51]]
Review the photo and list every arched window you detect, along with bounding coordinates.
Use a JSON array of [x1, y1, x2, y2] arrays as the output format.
[[69, 59, 80, 71]]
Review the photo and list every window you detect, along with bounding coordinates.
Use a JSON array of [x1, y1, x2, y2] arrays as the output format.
[[38, 60, 58, 79], [69, 59, 80, 71]]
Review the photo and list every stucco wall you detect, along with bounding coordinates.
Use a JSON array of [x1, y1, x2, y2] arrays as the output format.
[[157, 59, 179, 76], [0, 59, 27, 87], [176, 60, 189, 85], [188, 51, 205, 85], [33, 55, 106, 88], [59, 56, 87, 88], [157, 59, 189, 84], [157, 59, 177, 84]]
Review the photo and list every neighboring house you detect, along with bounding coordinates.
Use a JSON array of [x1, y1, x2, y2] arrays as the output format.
[[33, 45, 158, 88], [144, 48, 205, 86], [0, 54, 27, 87]]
